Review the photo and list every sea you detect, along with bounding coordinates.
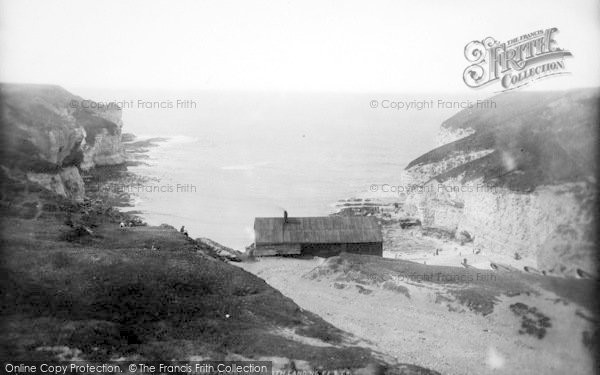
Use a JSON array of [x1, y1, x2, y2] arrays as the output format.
[[78, 89, 468, 250]]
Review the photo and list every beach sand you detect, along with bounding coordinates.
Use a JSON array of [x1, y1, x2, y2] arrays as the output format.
[[382, 226, 538, 272], [237, 256, 595, 375]]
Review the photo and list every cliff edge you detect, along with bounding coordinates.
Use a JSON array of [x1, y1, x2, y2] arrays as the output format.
[[1, 84, 125, 201], [403, 88, 598, 278]]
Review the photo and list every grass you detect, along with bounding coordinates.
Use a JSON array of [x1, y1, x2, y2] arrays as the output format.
[[2, 175, 358, 363], [1, 231, 336, 358], [2, 210, 432, 371], [381, 281, 411, 298]]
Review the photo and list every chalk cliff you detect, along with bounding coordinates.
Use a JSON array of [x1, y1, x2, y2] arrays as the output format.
[[403, 88, 598, 278], [0, 84, 125, 201]]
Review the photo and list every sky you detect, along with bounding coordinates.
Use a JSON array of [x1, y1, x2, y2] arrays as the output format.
[[0, 0, 599, 93]]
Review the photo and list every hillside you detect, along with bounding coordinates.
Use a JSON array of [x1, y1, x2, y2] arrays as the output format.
[[407, 88, 598, 191], [0, 207, 393, 369], [401, 88, 598, 278]]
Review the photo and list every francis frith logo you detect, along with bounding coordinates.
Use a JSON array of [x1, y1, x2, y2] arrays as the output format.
[[463, 27, 572, 91]]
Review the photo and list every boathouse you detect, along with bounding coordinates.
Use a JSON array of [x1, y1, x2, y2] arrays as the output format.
[[253, 212, 383, 257]]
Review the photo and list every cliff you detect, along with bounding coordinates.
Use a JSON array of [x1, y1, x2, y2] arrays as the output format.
[[403, 88, 598, 278], [0, 83, 125, 201]]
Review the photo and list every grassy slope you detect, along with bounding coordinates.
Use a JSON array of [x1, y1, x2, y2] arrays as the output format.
[[0, 211, 350, 362], [0, 217, 373, 365], [0, 174, 438, 374]]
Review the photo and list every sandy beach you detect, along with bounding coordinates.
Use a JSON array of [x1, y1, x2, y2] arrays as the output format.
[[237, 256, 595, 375], [382, 226, 538, 272]]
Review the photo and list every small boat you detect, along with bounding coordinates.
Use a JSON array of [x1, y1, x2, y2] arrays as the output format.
[[576, 269, 593, 279], [523, 266, 542, 275], [490, 262, 519, 272]]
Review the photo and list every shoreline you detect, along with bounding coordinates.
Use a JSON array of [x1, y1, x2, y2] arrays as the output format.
[[82, 134, 171, 220], [112, 138, 573, 280]]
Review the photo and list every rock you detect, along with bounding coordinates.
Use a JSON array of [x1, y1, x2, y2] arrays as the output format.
[[400, 218, 421, 229], [509, 302, 551, 339], [457, 230, 473, 243], [27, 166, 85, 202], [196, 237, 242, 262], [1, 84, 127, 203], [80, 128, 125, 170]]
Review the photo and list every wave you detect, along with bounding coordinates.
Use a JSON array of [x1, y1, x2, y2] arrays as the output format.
[[221, 161, 270, 171], [132, 134, 203, 145], [165, 135, 201, 144]]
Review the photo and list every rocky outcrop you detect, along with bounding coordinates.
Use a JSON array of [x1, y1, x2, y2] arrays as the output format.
[[196, 237, 243, 262], [80, 130, 125, 170], [79, 101, 125, 170], [1, 84, 125, 201], [26, 166, 85, 202], [403, 88, 598, 278]]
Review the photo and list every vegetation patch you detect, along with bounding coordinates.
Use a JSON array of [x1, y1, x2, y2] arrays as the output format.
[[448, 287, 499, 316], [381, 281, 410, 298], [509, 302, 552, 339], [355, 285, 373, 295], [582, 329, 598, 352]]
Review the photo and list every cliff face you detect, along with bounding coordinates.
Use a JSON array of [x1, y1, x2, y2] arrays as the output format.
[[404, 88, 598, 278], [78, 99, 126, 170], [26, 166, 86, 202], [1, 84, 125, 201]]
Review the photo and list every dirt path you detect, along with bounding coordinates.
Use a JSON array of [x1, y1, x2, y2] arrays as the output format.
[[237, 257, 594, 375]]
